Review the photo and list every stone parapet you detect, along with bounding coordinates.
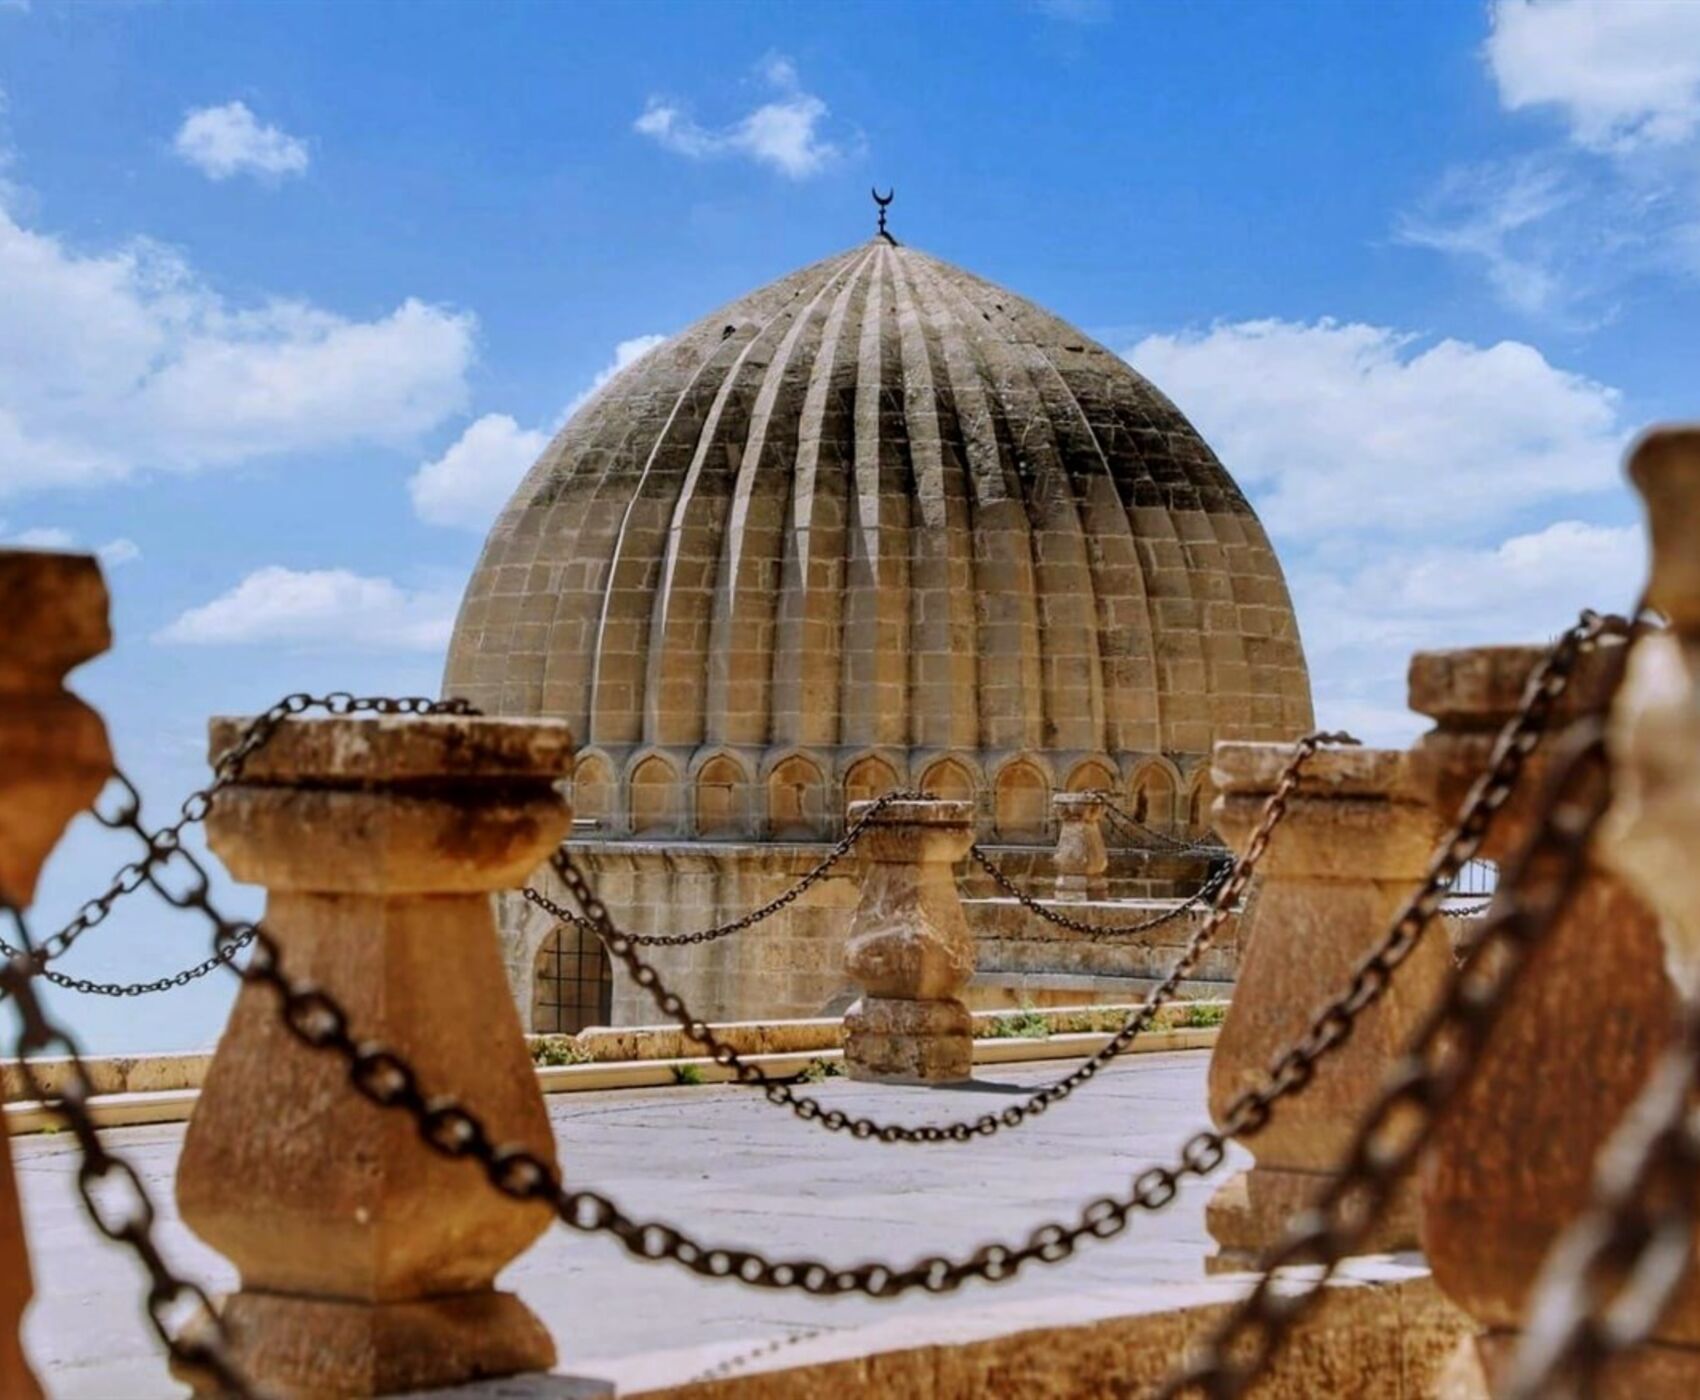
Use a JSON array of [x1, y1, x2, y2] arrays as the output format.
[[628, 1266, 1465, 1400], [176, 712, 574, 1397], [1050, 791, 1108, 898], [840, 799, 976, 1083], [0, 547, 114, 1400], [1411, 496, 1682, 1387], [1205, 742, 1449, 1270]]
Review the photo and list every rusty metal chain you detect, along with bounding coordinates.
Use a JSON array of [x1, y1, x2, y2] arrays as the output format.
[[1096, 797, 1230, 857], [1498, 986, 1700, 1397], [0, 909, 255, 1397], [84, 745, 1320, 1301], [1154, 608, 1638, 1400], [549, 790, 928, 947], [0, 693, 473, 998], [531, 730, 1354, 1145], [54, 655, 1584, 1314], [969, 846, 1233, 938]]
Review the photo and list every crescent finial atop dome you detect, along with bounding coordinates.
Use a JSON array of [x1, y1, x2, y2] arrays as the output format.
[[871, 187, 897, 246]]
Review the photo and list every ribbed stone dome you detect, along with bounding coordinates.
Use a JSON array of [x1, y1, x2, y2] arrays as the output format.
[[444, 240, 1313, 842]]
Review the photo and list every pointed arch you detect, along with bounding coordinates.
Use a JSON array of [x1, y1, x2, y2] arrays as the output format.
[[628, 753, 683, 837], [571, 753, 615, 832], [767, 753, 828, 839], [994, 758, 1050, 841], [919, 756, 977, 804], [694, 752, 752, 839]]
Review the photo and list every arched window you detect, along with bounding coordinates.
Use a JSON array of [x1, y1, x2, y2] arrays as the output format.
[[768, 755, 827, 839], [695, 755, 749, 838], [572, 755, 614, 831], [532, 923, 613, 1034], [919, 757, 975, 803], [843, 755, 900, 808], [629, 755, 682, 836], [994, 760, 1049, 841]]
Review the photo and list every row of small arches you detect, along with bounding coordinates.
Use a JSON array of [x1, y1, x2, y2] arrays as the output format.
[[570, 751, 1215, 843]]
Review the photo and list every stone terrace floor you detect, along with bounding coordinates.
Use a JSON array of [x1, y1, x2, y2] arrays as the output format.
[[16, 1049, 1243, 1397]]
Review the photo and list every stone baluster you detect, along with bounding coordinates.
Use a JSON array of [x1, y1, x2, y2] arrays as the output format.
[[1408, 615, 1677, 1392], [0, 549, 114, 1400], [175, 713, 574, 1397], [1589, 426, 1700, 1392], [841, 798, 976, 1084], [1050, 792, 1108, 900], [1203, 743, 1449, 1272]]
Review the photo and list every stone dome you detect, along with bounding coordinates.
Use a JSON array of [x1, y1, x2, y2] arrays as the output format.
[[444, 240, 1313, 843]]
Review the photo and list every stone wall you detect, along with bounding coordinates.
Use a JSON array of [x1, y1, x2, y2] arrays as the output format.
[[511, 839, 1239, 1032]]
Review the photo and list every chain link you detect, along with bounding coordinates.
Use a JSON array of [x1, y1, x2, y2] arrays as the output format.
[[0, 909, 255, 1397], [0, 693, 474, 999], [1154, 607, 1639, 1399], [86, 749, 1308, 1301], [970, 846, 1233, 938], [531, 731, 1353, 1145], [48, 639, 1596, 1317], [1095, 797, 1231, 858], [551, 791, 927, 947]]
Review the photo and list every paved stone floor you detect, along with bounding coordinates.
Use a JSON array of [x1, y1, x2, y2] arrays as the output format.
[[15, 1049, 1244, 1397]]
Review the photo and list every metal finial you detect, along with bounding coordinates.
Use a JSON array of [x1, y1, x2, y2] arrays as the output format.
[[872, 187, 897, 246]]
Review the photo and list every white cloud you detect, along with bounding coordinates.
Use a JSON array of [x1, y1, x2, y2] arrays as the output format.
[[563, 333, 667, 419], [1405, 3, 1700, 315], [1295, 521, 1643, 746], [155, 566, 456, 651], [635, 56, 843, 179], [410, 334, 664, 531], [5, 525, 72, 549], [173, 101, 309, 181], [409, 413, 548, 531], [0, 201, 475, 499], [0, 524, 143, 567], [1488, 0, 1700, 153], [1125, 318, 1623, 537], [1395, 158, 1584, 320]]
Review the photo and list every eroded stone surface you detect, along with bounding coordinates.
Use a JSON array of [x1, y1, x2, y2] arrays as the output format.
[[841, 799, 975, 1083], [1205, 744, 1448, 1266], [1413, 632, 1683, 1351], [177, 714, 574, 1396], [0, 547, 113, 1400], [1050, 793, 1108, 899]]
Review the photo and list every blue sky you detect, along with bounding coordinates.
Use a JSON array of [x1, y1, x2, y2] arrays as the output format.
[[2, 0, 1697, 1050]]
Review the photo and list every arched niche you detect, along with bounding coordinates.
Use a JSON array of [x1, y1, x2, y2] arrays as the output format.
[[695, 754, 750, 838], [994, 759, 1049, 841], [919, 757, 975, 804], [628, 754, 682, 837], [572, 754, 614, 831], [1129, 763, 1178, 832], [1186, 772, 1218, 837], [1066, 759, 1117, 795], [768, 754, 827, 839], [843, 754, 900, 808]]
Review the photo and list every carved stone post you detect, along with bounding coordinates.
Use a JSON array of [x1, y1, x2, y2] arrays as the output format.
[[1410, 627, 1677, 1392], [841, 798, 976, 1084], [176, 714, 574, 1397], [1590, 426, 1700, 1391], [1204, 743, 1448, 1272], [0, 549, 113, 1400], [1051, 792, 1108, 899]]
